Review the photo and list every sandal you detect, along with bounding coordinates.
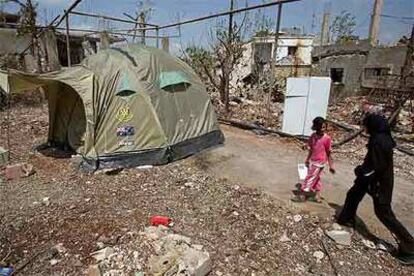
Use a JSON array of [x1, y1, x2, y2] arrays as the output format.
[[308, 196, 323, 203], [291, 195, 306, 203]]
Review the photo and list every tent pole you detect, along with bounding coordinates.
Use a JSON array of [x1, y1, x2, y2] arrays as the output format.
[[156, 27, 159, 48], [65, 10, 71, 67]]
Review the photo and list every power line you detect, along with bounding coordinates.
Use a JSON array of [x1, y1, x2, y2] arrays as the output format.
[[380, 14, 414, 21]]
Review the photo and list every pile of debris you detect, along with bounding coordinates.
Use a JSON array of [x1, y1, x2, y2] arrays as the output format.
[[90, 226, 211, 276]]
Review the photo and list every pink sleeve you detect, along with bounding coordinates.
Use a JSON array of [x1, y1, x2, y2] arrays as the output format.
[[325, 136, 332, 152], [308, 134, 314, 148]]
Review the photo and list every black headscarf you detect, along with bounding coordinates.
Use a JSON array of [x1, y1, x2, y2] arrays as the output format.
[[363, 114, 396, 148]]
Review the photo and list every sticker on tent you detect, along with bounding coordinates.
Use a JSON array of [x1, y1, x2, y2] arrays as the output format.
[[116, 107, 133, 123], [119, 140, 134, 147], [116, 126, 135, 137]]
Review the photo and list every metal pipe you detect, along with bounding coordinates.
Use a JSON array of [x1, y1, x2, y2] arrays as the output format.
[[53, 27, 178, 39], [55, 0, 83, 27], [152, 0, 300, 31], [70, 10, 159, 27], [65, 11, 71, 67]]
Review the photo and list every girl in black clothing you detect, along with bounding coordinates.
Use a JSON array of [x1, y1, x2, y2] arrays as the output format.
[[337, 114, 414, 265]]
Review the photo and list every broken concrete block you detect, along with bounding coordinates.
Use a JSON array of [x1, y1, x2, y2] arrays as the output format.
[[179, 248, 212, 276], [5, 164, 24, 180], [149, 250, 180, 275], [325, 230, 352, 246], [4, 163, 35, 180], [142, 225, 170, 241], [90, 247, 114, 262]]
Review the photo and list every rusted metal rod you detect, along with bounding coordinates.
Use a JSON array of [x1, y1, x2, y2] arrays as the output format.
[[150, 0, 300, 31], [70, 10, 159, 27], [55, 0, 83, 27]]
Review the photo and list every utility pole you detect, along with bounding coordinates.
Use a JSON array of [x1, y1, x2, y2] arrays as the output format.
[[320, 10, 330, 46], [368, 0, 384, 46], [224, 0, 234, 113], [402, 24, 414, 79], [138, 12, 146, 45], [267, 3, 283, 122]]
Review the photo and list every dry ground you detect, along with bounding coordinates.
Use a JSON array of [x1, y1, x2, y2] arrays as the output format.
[[0, 103, 413, 275]]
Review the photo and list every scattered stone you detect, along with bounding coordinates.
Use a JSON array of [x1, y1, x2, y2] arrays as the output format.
[[313, 251, 325, 262], [50, 259, 59, 266], [293, 214, 302, 223], [96, 242, 105, 250], [376, 242, 388, 252], [95, 167, 123, 175], [137, 165, 153, 170], [325, 230, 352, 246], [232, 211, 239, 216], [69, 205, 76, 210], [184, 182, 195, 188], [87, 265, 101, 276], [279, 231, 291, 242], [42, 197, 50, 206], [362, 239, 376, 249], [91, 247, 114, 262], [53, 243, 66, 254], [332, 223, 343, 231]]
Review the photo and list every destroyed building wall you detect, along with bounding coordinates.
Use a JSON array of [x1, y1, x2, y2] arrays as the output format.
[[362, 45, 408, 88], [312, 54, 367, 102], [231, 34, 314, 88], [0, 28, 60, 72], [312, 42, 409, 103]]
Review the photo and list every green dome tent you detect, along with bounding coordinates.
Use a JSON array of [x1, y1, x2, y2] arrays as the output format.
[[0, 44, 224, 170]]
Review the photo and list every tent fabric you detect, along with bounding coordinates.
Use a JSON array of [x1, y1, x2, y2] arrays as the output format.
[[158, 71, 190, 89], [0, 44, 224, 169]]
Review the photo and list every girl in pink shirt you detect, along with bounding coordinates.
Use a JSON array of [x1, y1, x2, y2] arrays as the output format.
[[294, 117, 335, 203]]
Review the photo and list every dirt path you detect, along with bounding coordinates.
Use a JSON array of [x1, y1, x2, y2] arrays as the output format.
[[194, 125, 414, 238]]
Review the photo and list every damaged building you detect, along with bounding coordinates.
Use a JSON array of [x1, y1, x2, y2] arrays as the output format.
[[231, 28, 315, 87], [0, 11, 123, 72], [312, 39, 409, 102]]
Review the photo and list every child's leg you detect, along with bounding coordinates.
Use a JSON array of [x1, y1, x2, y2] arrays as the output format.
[[311, 169, 323, 202], [301, 165, 318, 192]]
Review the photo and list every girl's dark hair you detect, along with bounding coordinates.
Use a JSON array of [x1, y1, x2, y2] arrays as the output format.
[[312, 117, 326, 131]]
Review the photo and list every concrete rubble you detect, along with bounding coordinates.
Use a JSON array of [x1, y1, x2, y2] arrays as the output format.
[[3, 163, 35, 180], [325, 230, 352, 246], [94, 226, 211, 276], [146, 227, 212, 276]]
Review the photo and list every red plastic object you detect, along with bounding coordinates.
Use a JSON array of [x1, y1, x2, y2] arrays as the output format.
[[150, 216, 172, 226]]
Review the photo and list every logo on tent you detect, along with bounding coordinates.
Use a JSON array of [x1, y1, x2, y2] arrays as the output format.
[[116, 106, 133, 123]]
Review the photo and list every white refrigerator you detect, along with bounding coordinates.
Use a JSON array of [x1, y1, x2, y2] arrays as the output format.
[[282, 77, 331, 136]]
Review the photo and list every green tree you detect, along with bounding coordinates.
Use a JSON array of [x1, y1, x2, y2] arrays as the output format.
[[329, 10, 357, 43]]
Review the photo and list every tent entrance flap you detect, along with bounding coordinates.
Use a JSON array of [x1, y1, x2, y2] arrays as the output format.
[[47, 82, 86, 151]]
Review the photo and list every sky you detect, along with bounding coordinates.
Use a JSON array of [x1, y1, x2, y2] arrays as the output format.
[[2, 0, 414, 54]]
